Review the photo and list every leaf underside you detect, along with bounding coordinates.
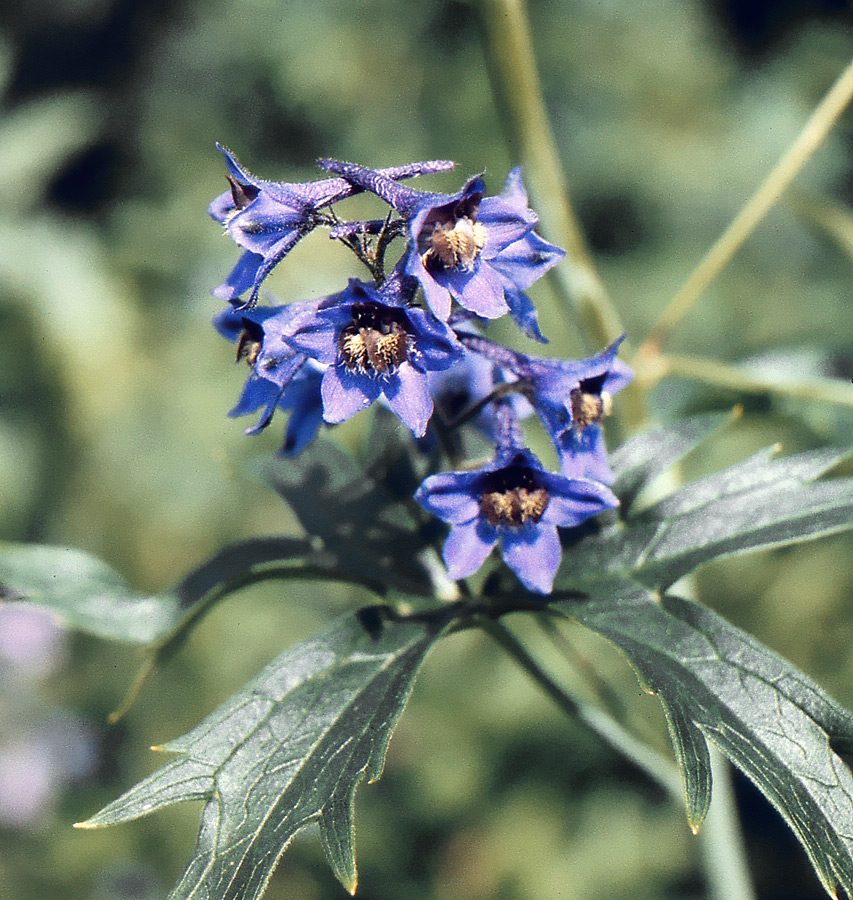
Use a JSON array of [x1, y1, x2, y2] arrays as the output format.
[[79, 610, 445, 899]]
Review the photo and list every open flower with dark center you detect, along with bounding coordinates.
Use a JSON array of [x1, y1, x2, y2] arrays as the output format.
[[318, 160, 564, 325], [284, 275, 463, 437], [527, 337, 633, 483], [415, 447, 618, 594], [209, 146, 453, 307]]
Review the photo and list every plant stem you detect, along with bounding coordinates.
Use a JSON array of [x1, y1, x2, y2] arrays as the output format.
[[636, 352, 853, 410], [699, 747, 758, 900], [480, 617, 683, 802], [639, 54, 853, 358], [475, 0, 624, 352]]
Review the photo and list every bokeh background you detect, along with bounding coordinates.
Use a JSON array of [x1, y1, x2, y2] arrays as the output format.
[[1, 1, 852, 898]]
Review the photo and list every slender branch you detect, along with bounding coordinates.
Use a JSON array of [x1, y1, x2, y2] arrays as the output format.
[[475, 0, 624, 352], [640, 55, 853, 357], [699, 747, 758, 900], [636, 352, 853, 410], [480, 617, 683, 802]]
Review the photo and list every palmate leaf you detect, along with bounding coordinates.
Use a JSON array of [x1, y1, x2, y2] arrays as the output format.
[[559, 443, 853, 590], [0, 542, 185, 645], [555, 581, 853, 899], [546, 429, 853, 897], [77, 609, 446, 899], [0, 527, 426, 649]]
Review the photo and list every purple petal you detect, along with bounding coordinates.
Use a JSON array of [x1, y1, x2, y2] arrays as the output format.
[[281, 401, 324, 457], [225, 198, 304, 256], [540, 472, 618, 524], [414, 472, 482, 523], [406, 307, 464, 369], [555, 429, 616, 485], [499, 167, 528, 208], [451, 264, 509, 319], [229, 373, 280, 419], [383, 364, 434, 437], [478, 197, 537, 257], [320, 365, 380, 424], [443, 520, 497, 580], [212, 251, 264, 302], [491, 231, 566, 291], [500, 524, 562, 593], [285, 312, 342, 365], [504, 287, 548, 343]]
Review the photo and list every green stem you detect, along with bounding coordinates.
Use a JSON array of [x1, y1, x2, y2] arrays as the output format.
[[638, 352, 853, 410], [640, 54, 853, 357], [699, 747, 758, 900], [475, 0, 624, 353], [480, 617, 682, 802]]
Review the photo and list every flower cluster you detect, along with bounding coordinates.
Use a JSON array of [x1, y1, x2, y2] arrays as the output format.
[[210, 148, 632, 593]]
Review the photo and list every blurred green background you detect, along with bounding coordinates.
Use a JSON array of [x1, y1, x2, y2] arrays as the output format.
[[1, 1, 852, 898]]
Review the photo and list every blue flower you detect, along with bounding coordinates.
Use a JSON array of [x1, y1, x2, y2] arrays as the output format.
[[210, 146, 454, 307], [527, 338, 633, 483], [285, 273, 464, 437], [415, 447, 618, 594], [318, 160, 564, 328], [215, 302, 325, 453], [227, 361, 325, 456]]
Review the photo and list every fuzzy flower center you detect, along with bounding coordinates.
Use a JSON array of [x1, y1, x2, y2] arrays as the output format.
[[421, 216, 486, 272], [570, 374, 613, 430], [236, 319, 264, 367], [338, 302, 411, 375], [479, 465, 550, 527]]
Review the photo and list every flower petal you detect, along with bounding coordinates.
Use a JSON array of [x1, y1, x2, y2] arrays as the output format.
[[500, 524, 562, 593], [451, 264, 509, 319], [540, 472, 618, 525], [443, 520, 497, 580], [414, 472, 482, 523], [383, 365, 434, 437], [212, 251, 264, 302], [320, 365, 380, 424], [491, 230, 566, 292]]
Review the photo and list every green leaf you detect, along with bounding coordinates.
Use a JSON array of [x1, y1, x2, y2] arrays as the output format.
[[77, 609, 446, 899], [560, 445, 853, 590], [556, 581, 853, 899], [0, 543, 181, 645], [0, 537, 310, 645], [658, 697, 711, 832], [610, 411, 731, 515]]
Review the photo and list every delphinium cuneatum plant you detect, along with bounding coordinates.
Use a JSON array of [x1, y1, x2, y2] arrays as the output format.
[[2, 5, 853, 899]]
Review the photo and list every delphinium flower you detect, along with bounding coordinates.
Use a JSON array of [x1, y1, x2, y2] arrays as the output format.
[[455, 332, 632, 484], [284, 268, 464, 437], [415, 400, 618, 593], [215, 301, 324, 452], [209, 147, 632, 594], [317, 159, 564, 328], [210, 146, 454, 307], [525, 337, 633, 483]]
